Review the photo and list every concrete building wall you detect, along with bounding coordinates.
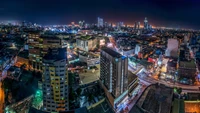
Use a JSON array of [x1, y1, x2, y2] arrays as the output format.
[[165, 39, 179, 57]]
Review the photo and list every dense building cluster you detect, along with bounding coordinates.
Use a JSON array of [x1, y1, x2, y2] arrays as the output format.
[[0, 17, 200, 113]]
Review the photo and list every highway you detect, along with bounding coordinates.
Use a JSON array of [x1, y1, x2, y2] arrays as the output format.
[[0, 82, 5, 113]]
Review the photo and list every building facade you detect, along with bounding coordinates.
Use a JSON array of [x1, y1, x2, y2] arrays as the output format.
[[42, 48, 68, 112], [76, 38, 97, 52], [97, 17, 104, 27], [28, 31, 42, 71], [165, 39, 179, 57], [178, 60, 196, 79], [28, 32, 67, 71], [100, 47, 128, 107]]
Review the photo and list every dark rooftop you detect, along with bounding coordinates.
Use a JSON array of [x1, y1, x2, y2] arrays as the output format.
[[29, 107, 49, 113], [128, 71, 138, 85], [43, 48, 66, 61], [18, 50, 29, 59], [101, 47, 122, 58], [40, 35, 60, 40], [167, 60, 177, 67], [87, 99, 115, 113]]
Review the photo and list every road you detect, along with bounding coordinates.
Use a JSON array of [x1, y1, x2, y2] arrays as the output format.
[[0, 82, 5, 113], [116, 83, 147, 113], [128, 64, 200, 91]]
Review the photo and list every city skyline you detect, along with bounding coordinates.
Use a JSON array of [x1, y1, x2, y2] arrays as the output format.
[[1, 0, 200, 113], [0, 0, 200, 29]]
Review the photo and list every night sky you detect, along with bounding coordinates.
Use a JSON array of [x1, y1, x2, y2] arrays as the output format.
[[1, 0, 200, 29]]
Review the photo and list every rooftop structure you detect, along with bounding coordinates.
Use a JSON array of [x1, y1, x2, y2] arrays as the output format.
[[131, 84, 173, 113]]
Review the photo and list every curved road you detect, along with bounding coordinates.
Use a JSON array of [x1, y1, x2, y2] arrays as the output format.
[[129, 65, 200, 91]]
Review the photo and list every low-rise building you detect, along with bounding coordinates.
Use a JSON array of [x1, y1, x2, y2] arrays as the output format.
[[178, 60, 196, 79], [167, 59, 177, 75], [128, 71, 139, 97], [79, 53, 99, 66], [76, 36, 97, 52]]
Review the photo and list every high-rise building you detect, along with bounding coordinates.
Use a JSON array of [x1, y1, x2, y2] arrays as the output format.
[[134, 21, 137, 30], [97, 17, 104, 27], [165, 39, 179, 57], [135, 44, 142, 55], [28, 33, 67, 71], [100, 47, 128, 107], [42, 48, 68, 112], [28, 31, 43, 71], [137, 22, 140, 29], [144, 17, 148, 29], [42, 35, 67, 55], [117, 22, 124, 28], [79, 20, 85, 28]]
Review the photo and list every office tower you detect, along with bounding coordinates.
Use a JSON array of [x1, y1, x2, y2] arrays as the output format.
[[42, 48, 68, 112], [137, 22, 140, 29], [79, 20, 85, 27], [134, 21, 137, 30], [28, 31, 42, 71], [117, 22, 124, 28], [42, 36, 67, 55], [165, 39, 179, 57], [22, 21, 27, 27], [111, 23, 113, 28], [135, 44, 142, 55], [28, 33, 67, 71], [178, 60, 196, 79], [184, 35, 189, 45], [144, 17, 148, 29], [97, 17, 104, 27], [100, 47, 128, 107]]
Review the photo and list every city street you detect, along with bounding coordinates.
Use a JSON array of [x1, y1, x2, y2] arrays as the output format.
[[135, 68, 200, 91], [116, 84, 147, 113], [0, 82, 5, 113]]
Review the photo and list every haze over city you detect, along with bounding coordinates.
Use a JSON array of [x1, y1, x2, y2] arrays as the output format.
[[1, 0, 200, 29]]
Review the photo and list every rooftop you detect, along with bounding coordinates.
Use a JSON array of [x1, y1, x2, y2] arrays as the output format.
[[185, 101, 200, 113], [40, 35, 60, 40], [179, 60, 196, 68], [132, 84, 173, 113], [87, 99, 115, 113], [101, 47, 122, 58], [43, 48, 66, 61], [18, 50, 29, 59], [128, 71, 138, 85]]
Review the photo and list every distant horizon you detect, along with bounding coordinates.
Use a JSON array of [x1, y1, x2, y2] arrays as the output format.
[[0, 18, 198, 30], [1, 0, 200, 29]]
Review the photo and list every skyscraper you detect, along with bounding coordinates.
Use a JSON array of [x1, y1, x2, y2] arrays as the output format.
[[100, 47, 128, 107], [137, 22, 140, 29], [97, 17, 104, 27], [165, 39, 179, 57], [42, 48, 68, 112], [117, 22, 124, 28], [144, 17, 148, 29], [134, 21, 137, 30], [28, 31, 42, 71]]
